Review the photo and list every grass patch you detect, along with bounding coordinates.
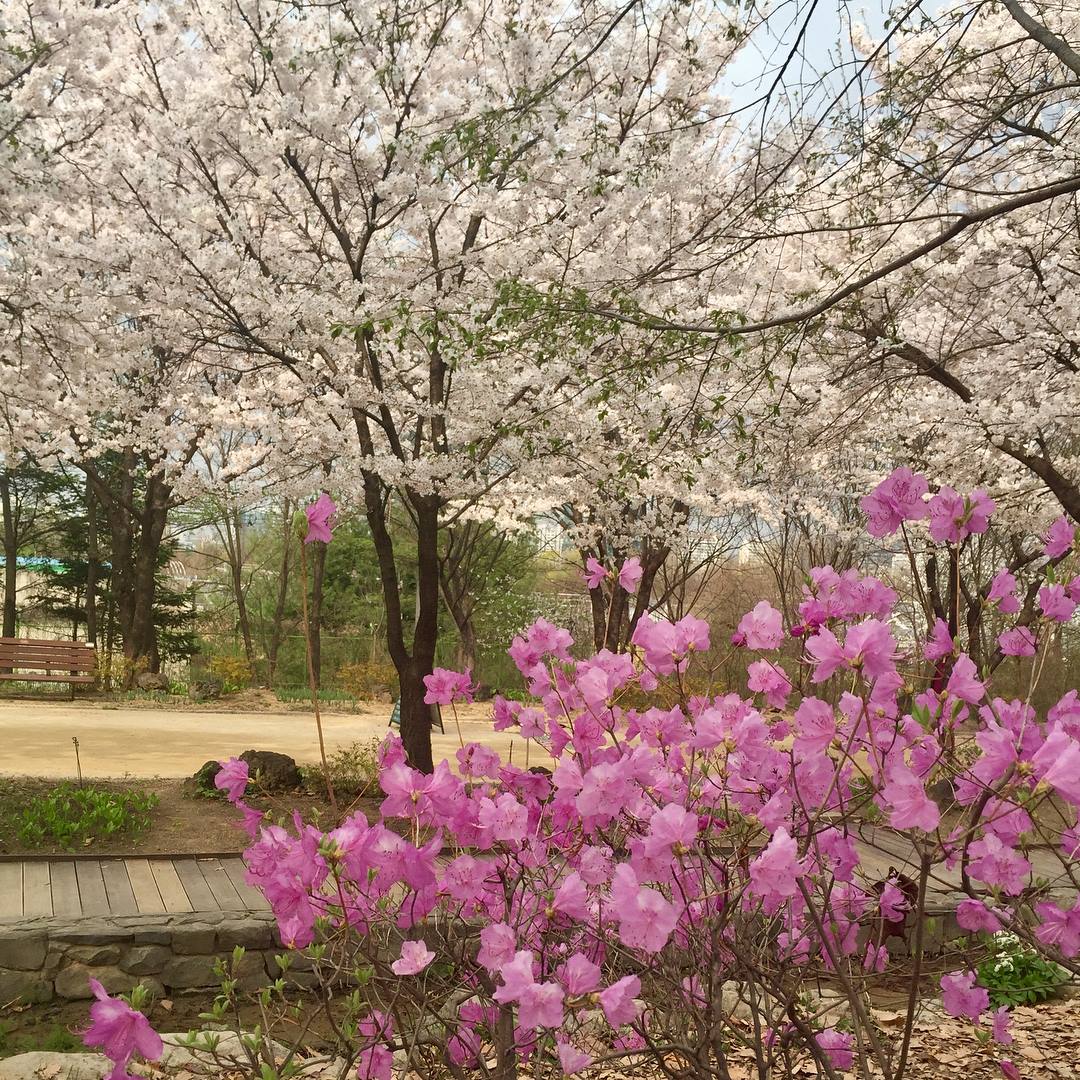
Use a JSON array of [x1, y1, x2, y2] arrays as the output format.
[[0, 1021, 81, 1058], [10, 783, 158, 850], [274, 686, 357, 704]]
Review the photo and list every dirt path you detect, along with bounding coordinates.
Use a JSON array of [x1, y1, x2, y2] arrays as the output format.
[[0, 698, 534, 779]]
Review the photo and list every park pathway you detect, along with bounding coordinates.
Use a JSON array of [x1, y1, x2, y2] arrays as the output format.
[[0, 855, 270, 922]]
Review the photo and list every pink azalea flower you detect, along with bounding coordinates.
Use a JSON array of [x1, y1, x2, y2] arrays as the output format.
[[793, 697, 836, 757], [423, 667, 476, 705], [924, 618, 955, 662], [929, 487, 995, 544], [748, 827, 803, 907], [747, 659, 792, 709], [998, 1060, 1021, 1080], [946, 654, 985, 704], [618, 556, 643, 593], [557, 1042, 594, 1074], [879, 879, 908, 922], [736, 601, 785, 651], [992, 1006, 1013, 1046], [881, 763, 940, 832], [599, 974, 641, 1027], [214, 757, 249, 803], [1044, 516, 1075, 558], [815, 1028, 855, 1070], [1039, 584, 1076, 623], [391, 939, 435, 975], [1035, 898, 1080, 957], [968, 834, 1031, 895], [83, 979, 163, 1076], [477, 793, 528, 845], [304, 492, 337, 544], [517, 981, 564, 1030], [477, 923, 516, 972], [1031, 729, 1080, 806], [956, 899, 1004, 934], [998, 626, 1036, 657], [557, 953, 601, 995], [584, 557, 608, 590], [940, 970, 989, 1022], [806, 619, 897, 683], [860, 467, 929, 537], [988, 569, 1022, 614], [609, 864, 678, 953]]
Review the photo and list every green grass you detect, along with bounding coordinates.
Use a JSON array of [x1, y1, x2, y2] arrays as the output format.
[[0, 1021, 81, 1058], [12, 783, 158, 850], [274, 686, 358, 704]]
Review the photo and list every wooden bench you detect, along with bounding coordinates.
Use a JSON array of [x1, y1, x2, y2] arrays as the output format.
[[0, 637, 97, 694]]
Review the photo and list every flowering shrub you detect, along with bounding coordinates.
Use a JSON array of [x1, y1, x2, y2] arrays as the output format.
[[90, 471, 1080, 1079]]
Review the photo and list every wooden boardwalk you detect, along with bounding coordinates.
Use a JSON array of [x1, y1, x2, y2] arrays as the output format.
[[0, 857, 270, 922]]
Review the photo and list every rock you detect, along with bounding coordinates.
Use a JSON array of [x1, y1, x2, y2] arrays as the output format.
[[233, 950, 270, 991], [135, 671, 170, 692], [191, 759, 222, 797], [119, 944, 171, 975], [0, 967, 53, 1004], [188, 676, 223, 702], [217, 920, 273, 950], [54, 963, 162, 1001], [158, 1032, 290, 1072], [171, 924, 218, 955], [717, 981, 753, 1021], [239, 749, 301, 792], [66, 944, 121, 966], [0, 932, 47, 970], [161, 954, 220, 989], [0, 1052, 110, 1080]]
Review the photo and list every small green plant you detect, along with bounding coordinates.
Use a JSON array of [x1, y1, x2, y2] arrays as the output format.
[[977, 931, 1067, 1007], [303, 738, 381, 801], [14, 784, 158, 850]]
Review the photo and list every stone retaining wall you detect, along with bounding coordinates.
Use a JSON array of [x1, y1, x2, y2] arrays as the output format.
[[0, 912, 314, 1005]]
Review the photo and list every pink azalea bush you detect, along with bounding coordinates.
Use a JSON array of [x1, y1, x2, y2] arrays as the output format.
[[97, 470, 1079, 1080]]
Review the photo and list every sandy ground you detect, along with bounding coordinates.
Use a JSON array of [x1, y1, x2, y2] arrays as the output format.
[[0, 698, 546, 779]]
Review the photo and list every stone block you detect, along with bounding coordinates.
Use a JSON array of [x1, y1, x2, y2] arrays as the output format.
[[120, 944, 172, 975], [161, 954, 221, 989], [54, 962, 162, 1001], [52, 924, 131, 946], [172, 924, 218, 955], [0, 967, 53, 1004], [67, 944, 122, 966], [0, 932, 47, 970], [234, 950, 271, 991], [217, 920, 272, 950]]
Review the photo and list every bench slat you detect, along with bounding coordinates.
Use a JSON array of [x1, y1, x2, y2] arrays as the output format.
[[0, 674, 96, 683], [0, 657, 97, 669]]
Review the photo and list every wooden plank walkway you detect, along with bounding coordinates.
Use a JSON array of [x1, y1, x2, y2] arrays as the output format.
[[0, 857, 270, 922]]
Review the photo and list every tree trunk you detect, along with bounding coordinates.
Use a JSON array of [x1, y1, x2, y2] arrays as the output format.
[[85, 477, 98, 646], [359, 470, 438, 773], [267, 500, 292, 686], [84, 455, 171, 683], [0, 471, 17, 639], [227, 507, 255, 668]]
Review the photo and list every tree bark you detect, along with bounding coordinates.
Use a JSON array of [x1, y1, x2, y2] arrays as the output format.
[[83, 454, 171, 682], [0, 471, 16, 639], [225, 506, 255, 668], [85, 477, 98, 646], [267, 499, 292, 686]]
